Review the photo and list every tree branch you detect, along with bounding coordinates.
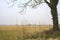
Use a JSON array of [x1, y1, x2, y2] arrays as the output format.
[[44, 0, 51, 8]]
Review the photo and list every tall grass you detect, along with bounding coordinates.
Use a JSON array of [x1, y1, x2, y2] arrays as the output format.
[[0, 25, 59, 40]]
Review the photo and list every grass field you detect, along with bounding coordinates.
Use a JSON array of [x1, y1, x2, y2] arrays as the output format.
[[0, 25, 60, 40]]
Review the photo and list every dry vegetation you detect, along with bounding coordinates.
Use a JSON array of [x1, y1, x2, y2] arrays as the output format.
[[0, 25, 60, 40], [0, 25, 52, 31]]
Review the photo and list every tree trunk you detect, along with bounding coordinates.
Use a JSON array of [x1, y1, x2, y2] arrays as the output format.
[[51, 7, 59, 30], [44, 0, 59, 30]]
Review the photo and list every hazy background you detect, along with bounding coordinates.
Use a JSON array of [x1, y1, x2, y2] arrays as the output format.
[[0, 0, 60, 25]]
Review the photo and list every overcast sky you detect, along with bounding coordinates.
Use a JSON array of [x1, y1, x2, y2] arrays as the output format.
[[0, 0, 60, 25]]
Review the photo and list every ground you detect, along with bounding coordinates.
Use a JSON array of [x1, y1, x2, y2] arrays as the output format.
[[0, 25, 60, 40]]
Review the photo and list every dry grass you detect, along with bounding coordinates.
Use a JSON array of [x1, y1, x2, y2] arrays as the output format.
[[0, 25, 52, 32], [0, 25, 54, 40], [0, 25, 53, 37], [0, 25, 60, 40]]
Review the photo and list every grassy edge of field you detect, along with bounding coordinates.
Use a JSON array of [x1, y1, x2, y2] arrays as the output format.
[[0, 25, 60, 40]]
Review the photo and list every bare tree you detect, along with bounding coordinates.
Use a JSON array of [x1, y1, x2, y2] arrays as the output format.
[[44, 0, 59, 30], [10, 0, 59, 30]]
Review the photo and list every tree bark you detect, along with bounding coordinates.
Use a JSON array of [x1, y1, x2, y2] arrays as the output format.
[[44, 0, 59, 30], [51, 7, 59, 30]]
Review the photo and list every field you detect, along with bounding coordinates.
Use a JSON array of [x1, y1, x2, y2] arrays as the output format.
[[0, 25, 60, 40]]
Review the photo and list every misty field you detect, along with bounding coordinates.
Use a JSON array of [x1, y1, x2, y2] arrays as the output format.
[[0, 25, 60, 40]]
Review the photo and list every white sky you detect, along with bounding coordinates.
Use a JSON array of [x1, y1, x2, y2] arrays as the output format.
[[0, 0, 60, 25]]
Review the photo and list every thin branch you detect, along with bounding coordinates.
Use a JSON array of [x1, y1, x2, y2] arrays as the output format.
[[44, 0, 51, 8]]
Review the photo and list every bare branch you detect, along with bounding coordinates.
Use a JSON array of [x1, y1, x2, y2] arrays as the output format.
[[44, 0, 51, 8], [8, 0, 44, 14]]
